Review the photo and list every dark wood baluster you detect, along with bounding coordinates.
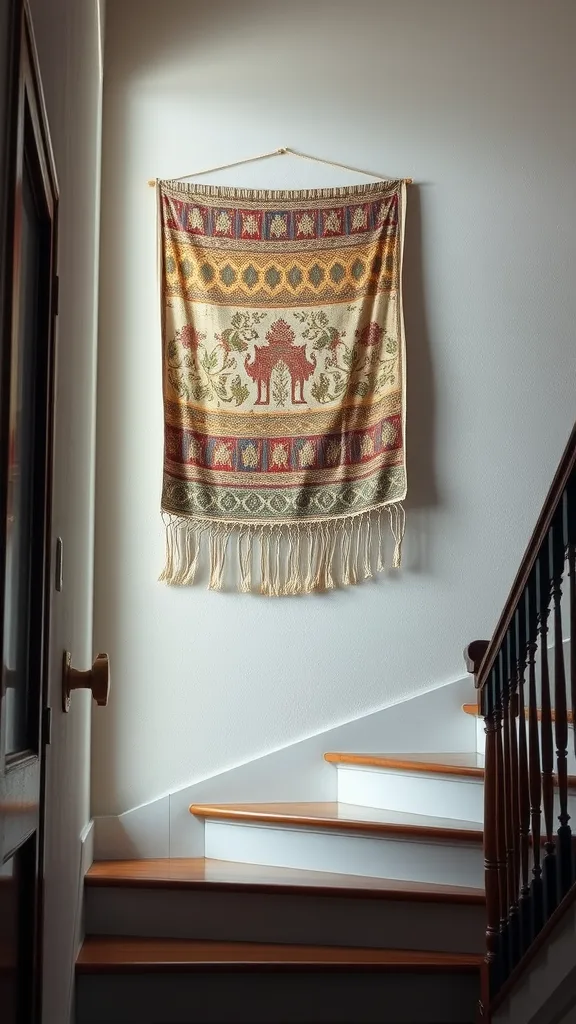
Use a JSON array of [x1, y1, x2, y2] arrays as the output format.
[[553, 503, 573, 897], [516, 601, 531, 954], [527, 573, 544, 938], [506, 630, 521, 966], [495, 649, 510, 982], [483, 669, 503, 996], [566, 477, 576, 762], [537, 550, 557, 918], [568, 480, 576, 890]]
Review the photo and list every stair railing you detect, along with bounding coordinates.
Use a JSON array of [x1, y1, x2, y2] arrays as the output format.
[[466, 423, 576, 1019]]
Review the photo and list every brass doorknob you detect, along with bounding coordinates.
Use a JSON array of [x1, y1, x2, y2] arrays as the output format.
[[62, 651, 110, 713]]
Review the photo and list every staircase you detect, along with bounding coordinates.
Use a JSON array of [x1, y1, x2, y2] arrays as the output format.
[[77, 701, 481, 1023], [76, 697, 576, 1023]]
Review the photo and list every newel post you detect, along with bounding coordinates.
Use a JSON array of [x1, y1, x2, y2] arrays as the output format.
[[464, 640, 490, 693]]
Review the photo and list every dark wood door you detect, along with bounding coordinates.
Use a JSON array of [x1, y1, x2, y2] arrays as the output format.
[[0, 2, 59, 1021]]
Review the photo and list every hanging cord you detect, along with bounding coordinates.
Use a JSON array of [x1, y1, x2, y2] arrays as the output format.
[[148, 147, 412, 187]]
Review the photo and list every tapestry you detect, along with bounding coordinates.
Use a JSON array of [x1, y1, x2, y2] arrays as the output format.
[[158, 178, 407, 595]]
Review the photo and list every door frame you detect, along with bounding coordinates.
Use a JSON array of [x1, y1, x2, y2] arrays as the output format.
[[0, 0, 59, 1019]]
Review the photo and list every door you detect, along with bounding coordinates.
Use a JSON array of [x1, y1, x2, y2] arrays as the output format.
[[0, 1, 59, 1021]]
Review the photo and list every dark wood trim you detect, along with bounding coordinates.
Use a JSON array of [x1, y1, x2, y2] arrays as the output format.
[[465, 640, 490, 679], [76, 936, 484, 975], [0, 7, 59, 1022], [0, 0, 20, 736], [188, 802, 484, 843], [85, 858, 486, 905], [475, 424, 576, 692]]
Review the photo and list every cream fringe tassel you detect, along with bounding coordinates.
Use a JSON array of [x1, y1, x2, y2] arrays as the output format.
[[159, 505, 406, 595]]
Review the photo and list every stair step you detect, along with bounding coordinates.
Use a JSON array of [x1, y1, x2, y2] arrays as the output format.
[[76, 938, 482, 1023], [323, 752, 576, 819], [77, 935, 483, 972], [323, 756, 485, 821], [189, 801, 484, 841], [462, 703, 574, 723], [84, 858, 486, 954], [325, 750, 576, 784], [86, 857, 485, 902], [324, 751, 485, 777], [188, 803, 484, 887]]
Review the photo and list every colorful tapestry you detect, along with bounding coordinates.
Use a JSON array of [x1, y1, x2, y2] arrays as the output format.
[[158, 179, 407, 595]]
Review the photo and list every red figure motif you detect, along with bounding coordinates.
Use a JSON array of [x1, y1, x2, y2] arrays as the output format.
[[244, 319, 316, 405]]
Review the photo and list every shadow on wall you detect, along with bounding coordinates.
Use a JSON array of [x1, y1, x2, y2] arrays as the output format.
[[403, 185, 438, 512]]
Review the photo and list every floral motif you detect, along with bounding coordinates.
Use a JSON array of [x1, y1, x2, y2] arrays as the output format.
[[357, 322, 384, 347], [359, 434, 375, 458], [351, 206, 368, 231], [241, 443, 259, 469], [326, 439, 344, 466], [296, 213, 315, 237], [214, 210, 233, 234], [381, 420, 398, 447], [323, 210, 342, 234], [269, 214, 288, 238], [213, 441, 233, 467], [188, 438, 203, 462], [271, 443, 289, 469], [242, 213, 260, 237], [188, 207, 204, 232], [298, 440, 316, 468], [180, 325, 206, 350]]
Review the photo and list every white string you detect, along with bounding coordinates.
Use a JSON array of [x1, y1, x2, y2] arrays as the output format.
[[148, 147, 412, 187]]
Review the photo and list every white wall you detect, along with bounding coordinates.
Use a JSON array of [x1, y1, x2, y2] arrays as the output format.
[[93, 0, 576, 816], [29, 0, 103, 1020]]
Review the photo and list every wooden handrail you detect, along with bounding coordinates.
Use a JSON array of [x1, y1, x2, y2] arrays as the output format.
[[468, 419, 576, 1014], [476, 423, 576, 692]]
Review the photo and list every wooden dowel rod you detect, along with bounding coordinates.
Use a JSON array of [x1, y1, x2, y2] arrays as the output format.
[[147, 177, 414, 187]]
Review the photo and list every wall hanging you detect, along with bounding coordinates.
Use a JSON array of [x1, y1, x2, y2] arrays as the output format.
[[154, 149, 409, 595]]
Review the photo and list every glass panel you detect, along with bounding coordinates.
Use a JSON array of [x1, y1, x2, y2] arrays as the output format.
[[4, 156, 40, 755]]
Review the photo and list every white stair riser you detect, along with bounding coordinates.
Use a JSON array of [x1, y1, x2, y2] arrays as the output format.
[[334, 765, 576, 826], [85, 886, 486, 954], [76, 970, 481, 1024], [203, 820, 485, 888], [475, 717, 484, 755], [336, 765, 484, 821]]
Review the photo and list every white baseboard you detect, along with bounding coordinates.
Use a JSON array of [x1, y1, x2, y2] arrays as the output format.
[[79, 819, 95, 878], [71, 818, 96, 1011], [93, 795, 170, 860], [93, 673, 477, 860]]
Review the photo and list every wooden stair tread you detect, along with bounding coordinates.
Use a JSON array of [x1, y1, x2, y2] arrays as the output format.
[[86, 857, 485, 904], [324, 751, 576, 787], [324, 751, 485, 777], [189, 801, 484, 842], [77, 936, 483, 973], [462, 703, 574, 724]]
